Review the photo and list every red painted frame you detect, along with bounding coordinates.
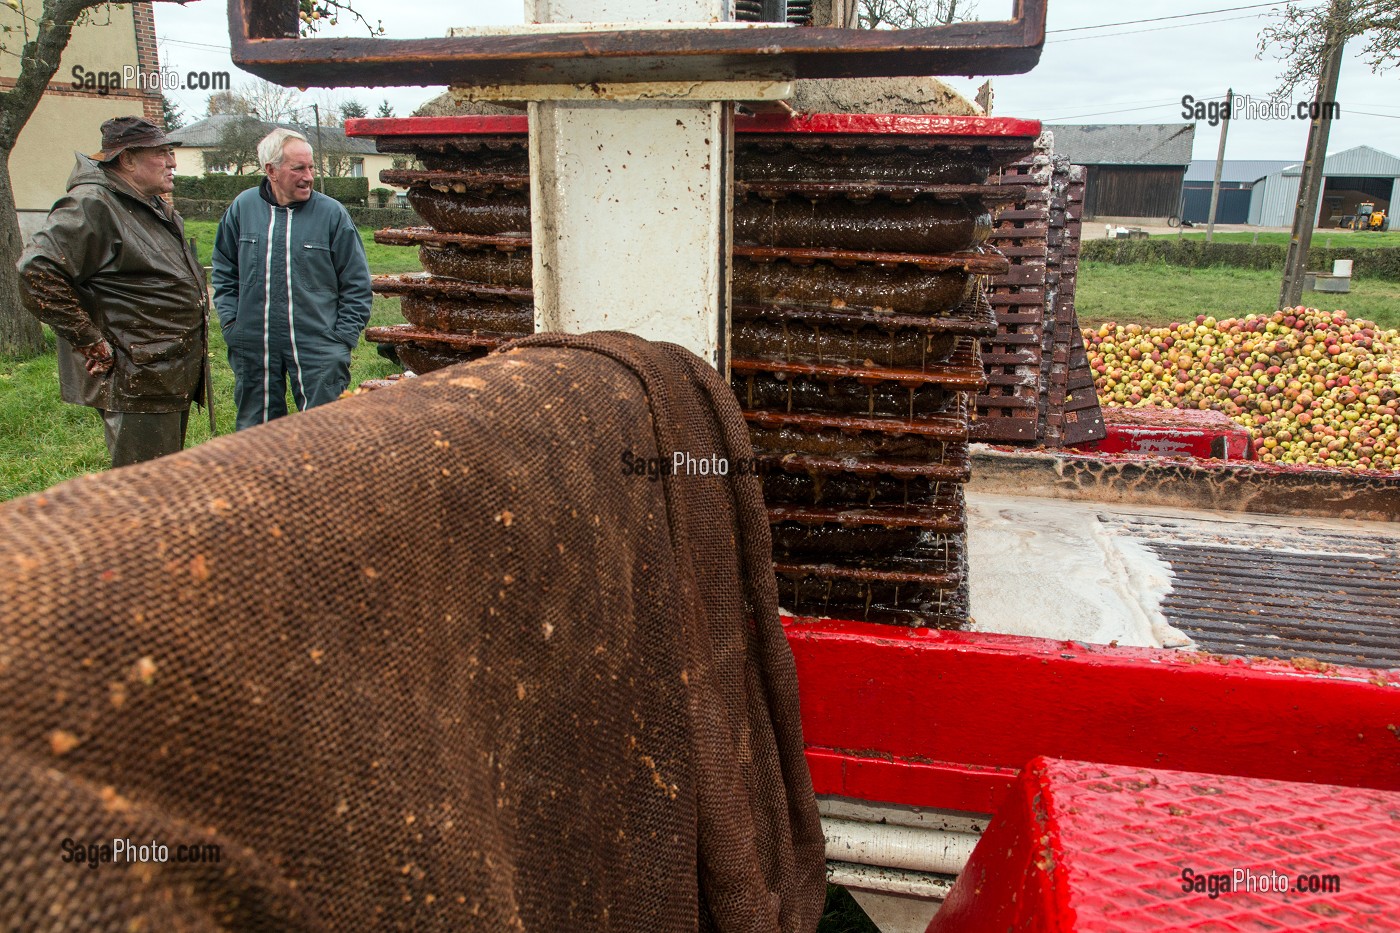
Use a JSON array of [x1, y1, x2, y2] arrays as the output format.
[[927, 757, 1400, 932], [735, 113, 1041, 137], [347, 116, 528, 137], [345, 114, 1042, 140], [786, 618, 1400, 816]]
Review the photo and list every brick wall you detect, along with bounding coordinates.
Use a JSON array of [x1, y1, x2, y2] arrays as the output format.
[[132, 2, 164, 126]]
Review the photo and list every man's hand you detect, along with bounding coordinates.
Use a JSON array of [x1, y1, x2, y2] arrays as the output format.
[[78, 339, 113, 377]]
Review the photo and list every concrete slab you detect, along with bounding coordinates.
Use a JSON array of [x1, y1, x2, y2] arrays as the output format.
[[967, 490, 1400, 667]]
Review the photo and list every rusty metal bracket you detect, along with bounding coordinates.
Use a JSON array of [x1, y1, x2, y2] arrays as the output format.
[[228, 0, 1046, 87]]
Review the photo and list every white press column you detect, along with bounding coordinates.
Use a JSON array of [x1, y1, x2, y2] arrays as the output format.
[[525, 0, 735, 370]]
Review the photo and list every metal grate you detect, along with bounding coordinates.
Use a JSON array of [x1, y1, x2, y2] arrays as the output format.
[[1105, 514, 1400, 670]]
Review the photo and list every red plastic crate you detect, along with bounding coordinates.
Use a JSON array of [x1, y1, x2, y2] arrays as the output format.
[[928, 757, 1400, 932], [1075, 406, 1252, 461]]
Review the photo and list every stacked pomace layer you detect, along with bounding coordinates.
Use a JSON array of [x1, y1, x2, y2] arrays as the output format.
[[364, 120, 1039, 627], [367, 133, 534, 373], [732, 131, 1027, 627]]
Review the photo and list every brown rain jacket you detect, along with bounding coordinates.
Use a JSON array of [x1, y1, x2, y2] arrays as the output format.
[[18, 155, 210, 415]]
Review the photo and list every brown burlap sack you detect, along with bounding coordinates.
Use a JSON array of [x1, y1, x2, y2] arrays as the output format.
[[0, 332, 826, 932]]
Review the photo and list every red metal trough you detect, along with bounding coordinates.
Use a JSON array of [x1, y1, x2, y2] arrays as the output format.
[[785, 618, 1400, 817]]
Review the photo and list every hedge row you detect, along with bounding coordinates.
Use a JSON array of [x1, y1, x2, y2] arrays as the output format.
[[174, 199, 422, 232], [173, 175, 370, 206], [1081, 238, 1400, 280], [173, 175, 259, 201], [172, 198, 235, 221]]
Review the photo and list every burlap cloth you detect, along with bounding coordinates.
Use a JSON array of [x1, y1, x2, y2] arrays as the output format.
[[0, 332, 826, 931]]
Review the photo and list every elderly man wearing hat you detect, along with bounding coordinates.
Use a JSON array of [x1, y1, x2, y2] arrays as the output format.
[[17, 115, 212, 467]]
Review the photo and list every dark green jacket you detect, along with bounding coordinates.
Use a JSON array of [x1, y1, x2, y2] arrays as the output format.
[[18, 155, 208, 413]]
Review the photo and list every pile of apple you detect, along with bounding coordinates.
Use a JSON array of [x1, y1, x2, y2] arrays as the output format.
[[1083, 307, 1400, 470]]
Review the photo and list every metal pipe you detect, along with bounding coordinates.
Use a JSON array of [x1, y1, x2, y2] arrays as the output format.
[[822, 817, 981, 876]]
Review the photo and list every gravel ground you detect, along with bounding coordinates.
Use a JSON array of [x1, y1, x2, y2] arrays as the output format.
[[1082, 222, 1293, 241]]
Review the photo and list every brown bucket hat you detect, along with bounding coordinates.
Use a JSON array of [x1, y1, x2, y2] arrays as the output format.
[[91, 116, 179, 162]]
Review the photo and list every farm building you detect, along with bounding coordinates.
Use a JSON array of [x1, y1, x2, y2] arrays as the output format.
[[167, 115, 402, 196], [1248, 145, 1398, 229], [1180, 160, 1293, 225], [5, 3, 165, 239], [1045, 123, 1195, 222]]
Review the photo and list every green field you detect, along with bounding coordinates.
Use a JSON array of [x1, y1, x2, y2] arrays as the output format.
[[182, 219, 422, 274], [1075, 261, 1400, 330], [6, 240, 1398, 501], [1175, 229, 1400, 248]]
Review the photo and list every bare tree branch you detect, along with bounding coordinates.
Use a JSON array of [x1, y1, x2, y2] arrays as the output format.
[[207, 89, 254, 116], [298, 0, 383, 37], [1258, 0, 1399, 98], [203, 115, 267, 176], [857, 0, 976, 29], [239, 77, 303, 123]]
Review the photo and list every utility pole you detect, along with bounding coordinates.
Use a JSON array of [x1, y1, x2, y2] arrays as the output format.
[[1206, 87, 1232, 243], [1279, 0, 1348, 309], [312, 102, 326, 194]]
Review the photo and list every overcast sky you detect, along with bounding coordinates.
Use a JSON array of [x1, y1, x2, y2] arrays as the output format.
[[153, 0, 1399, 163]]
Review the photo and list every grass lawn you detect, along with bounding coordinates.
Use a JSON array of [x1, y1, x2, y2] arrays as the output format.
[[7, 238, 1396, 501], [1, 224, 411, 503], [1075, 261, 1400, 330], [817, 885, 879, 933], [182, 219, 422, 274], [1175, 229, 1400, 248]]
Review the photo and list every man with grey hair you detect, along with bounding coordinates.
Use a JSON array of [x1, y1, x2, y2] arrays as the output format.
[[212, 127, 372, 430]]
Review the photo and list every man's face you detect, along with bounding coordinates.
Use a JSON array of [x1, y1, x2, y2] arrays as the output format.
[[119, 146, 176, 199], [267, 140, 315, 205]]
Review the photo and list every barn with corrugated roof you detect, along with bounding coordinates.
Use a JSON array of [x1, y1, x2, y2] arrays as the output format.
[[1045, 123, 1196, 223], [1248, 146, 1398, 230], [1181, 160, 1294, 225]]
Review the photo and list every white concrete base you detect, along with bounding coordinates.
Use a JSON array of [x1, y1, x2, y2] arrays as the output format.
[[847, 889, 943, 933], [965, 491, 1192, 649]]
